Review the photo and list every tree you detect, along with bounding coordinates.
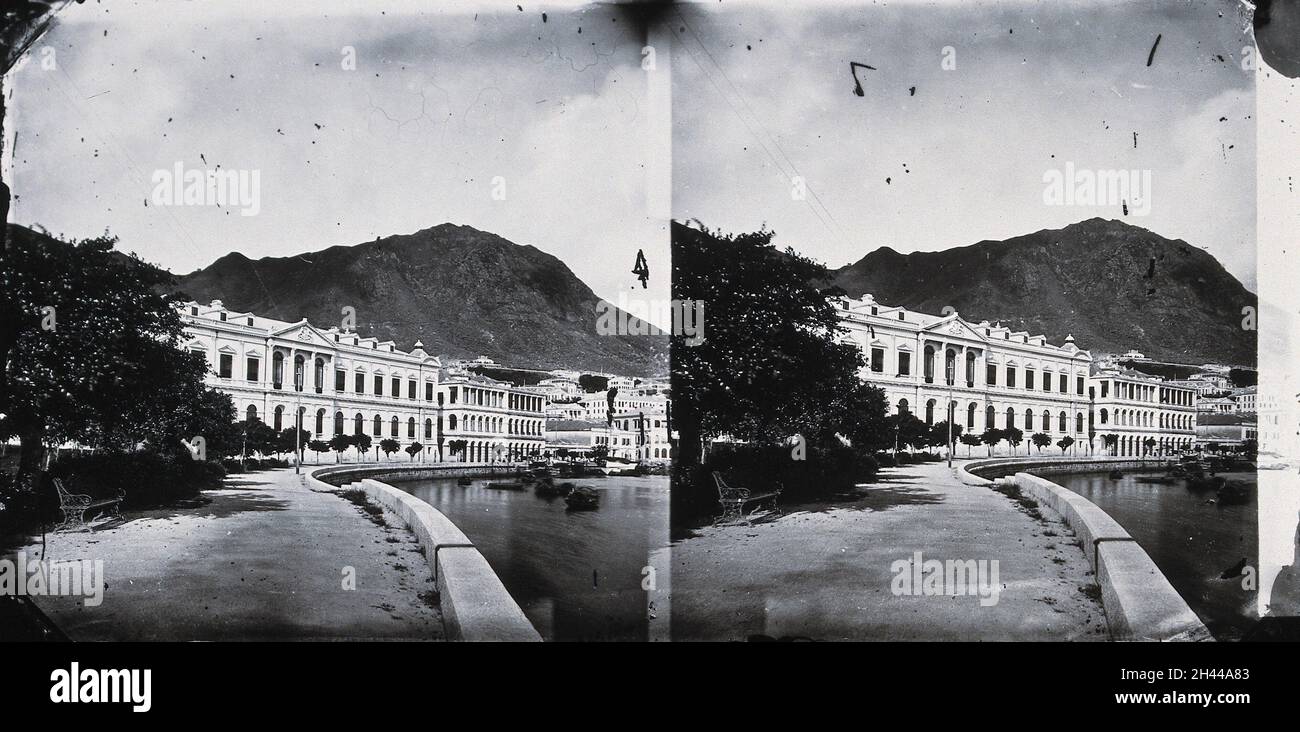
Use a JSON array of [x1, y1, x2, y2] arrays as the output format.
[[959, 433, 981, 457], [591, 444, 610, 461], [352, 433, 373, 460], [1004, 427, 1024, 456], [276, 426, 310, 460], [889, 412, 930, 452], [1056, 436, 1075, 454], [670, 222, 890, 512], [578, 374, 609, 393], [328, 435, 352, 463], [928, 420, 963, 456], [1030, 432, 1052, 454], [307, 439, 330, 463], [1102, 433, 1119, 456], [379, 438, 400, 461], [240, 419, 278, 459], [1, 227, 220, 490], [1142, 436, 1157, 456], [405, 441, 422, 461], [979, 428, 1003, 457], [448, 439, 468, 462]]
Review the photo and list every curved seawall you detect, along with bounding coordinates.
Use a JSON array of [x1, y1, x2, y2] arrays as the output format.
[[310, 464, 541, 642], [961, 457, 1212, 642]]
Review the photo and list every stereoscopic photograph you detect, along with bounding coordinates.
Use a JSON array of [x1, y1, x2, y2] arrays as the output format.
[[1, 0, 1298, 716]]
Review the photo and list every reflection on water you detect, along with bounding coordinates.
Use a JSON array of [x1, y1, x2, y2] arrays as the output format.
[[395, 475, 669, 641], [1054, 471, 1258, 641]]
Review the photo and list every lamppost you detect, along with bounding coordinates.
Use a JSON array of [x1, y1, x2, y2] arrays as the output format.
[[946, 359, 955, 468], [294, 364, 303, 475]]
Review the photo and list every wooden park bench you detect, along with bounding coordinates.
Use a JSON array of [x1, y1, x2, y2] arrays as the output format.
[[53, 478, 123, 532], [713, 471, 782, 523]]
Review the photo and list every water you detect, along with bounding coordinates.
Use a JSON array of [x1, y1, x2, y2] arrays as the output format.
[[1052, 471, 1258, 641], [394, 475, 669, 641]]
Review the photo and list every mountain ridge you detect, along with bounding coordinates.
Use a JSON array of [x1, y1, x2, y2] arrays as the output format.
[[170, 223, 667, 375], [824, 217, 1255, 365]]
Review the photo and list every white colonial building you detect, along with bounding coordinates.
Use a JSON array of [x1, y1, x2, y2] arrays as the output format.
[[836, 295, 1094, 453], [437, 374, 546, 462], [180, 300, 443, 461], [1089, 367, 1197, 456]]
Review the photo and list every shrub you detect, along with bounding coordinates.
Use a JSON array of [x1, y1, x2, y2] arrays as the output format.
[[48, 451, 219, 509], [874, 452, 897, 469], [701, 442, 878, 503]]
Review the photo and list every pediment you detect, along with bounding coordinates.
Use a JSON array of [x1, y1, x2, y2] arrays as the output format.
[[270, 321, 337, 349]]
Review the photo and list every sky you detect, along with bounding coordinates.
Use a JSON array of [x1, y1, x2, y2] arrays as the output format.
[[5, 0, 670, 309], [671, 0, 1258, 292]]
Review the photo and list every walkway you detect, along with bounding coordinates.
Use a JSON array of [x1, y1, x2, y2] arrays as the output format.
[[668, 460, 1108, 641], [11, 468, 442, 641]]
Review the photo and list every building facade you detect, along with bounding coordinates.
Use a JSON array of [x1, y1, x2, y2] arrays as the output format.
[[1088, 367, 1198, 456], [836, 295, 1095, 454], [437, 375, 546, 462], [180, 300, 442, 460]]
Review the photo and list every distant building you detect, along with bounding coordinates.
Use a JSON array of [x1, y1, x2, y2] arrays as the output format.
[[1197, 396, 1237, 414], [438, 374, 546, 462], [1229, 385, 1257, 415], [1121, 350, 1148, 361], [1195, 414, 1258, 449], [1089, 366, 1197, 456]]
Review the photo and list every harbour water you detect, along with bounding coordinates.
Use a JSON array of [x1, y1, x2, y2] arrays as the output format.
[[1053, 471, 1258, 641], [395, 474, 669, 641]]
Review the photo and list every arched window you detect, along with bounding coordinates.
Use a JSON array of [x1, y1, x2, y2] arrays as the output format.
[[373, 415, 382, 434], [353, 413, 364, 434], [1100, 408, 1108, 424], [925, 399, 936, 425], [424, 419, 433, 439], [1025, 409, 1034, 431], [967, 403, 976, 429], [315, 408, 325, 435], [924, 346, 935, 383], [408, 417, 416, 438], [391, 416, 399, 437], [246, 405, 258, 423], [293, 354, 305, 391], [272, 352, 284, 388], [965, 352, 976, 385], [449, 414, 458, 430], [1005, 407, 1015, 429], [334, 411, 344, 434], [986, 405, 996, 429], [1059, 411, 1067, 432], [274, 404, 284, 431], [1076, 414, 1084, 433], [897, 399, 909, 415], [314, 358, 325, 392], [944, 350, 957, 386]]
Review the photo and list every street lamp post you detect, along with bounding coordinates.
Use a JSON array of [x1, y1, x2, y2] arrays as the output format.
[[294, 366, 303, 475], [946, 360, 955, 468]]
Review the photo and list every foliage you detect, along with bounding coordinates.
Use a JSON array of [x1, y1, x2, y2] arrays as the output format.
[[1030, 432, 1052, 453], [578, 374, 609, 393], [405, 441, 422, 460], [1056, 436, 1075, 454], [379, 438, 400, 458]]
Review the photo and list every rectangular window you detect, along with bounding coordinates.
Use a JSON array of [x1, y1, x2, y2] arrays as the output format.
[[374, 375, 384, 395], [1101, 381, 1109, 398], [1042, 373, 1051, 391], [392, 377, 401, 397], [1006, 367, 1016, 388], [1060, 374, 1068, 393], [425, 382, 434, 401], [898, 352, 911, 376], [1025, 370, 1035, 390], [870, 348, 884, 373], [408, 379, 416, 400], [219, 354, 233, 379], [986, 364, 996, 386], [1077, 376, 1084, 395], [246, 358, 259, 382], [355, 373, 365, 393], [335, 370, 346, 391]]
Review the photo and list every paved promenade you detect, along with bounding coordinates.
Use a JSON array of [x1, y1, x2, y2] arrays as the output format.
[[669, 460, 1109, 641], [13, 468, 442, 641]]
